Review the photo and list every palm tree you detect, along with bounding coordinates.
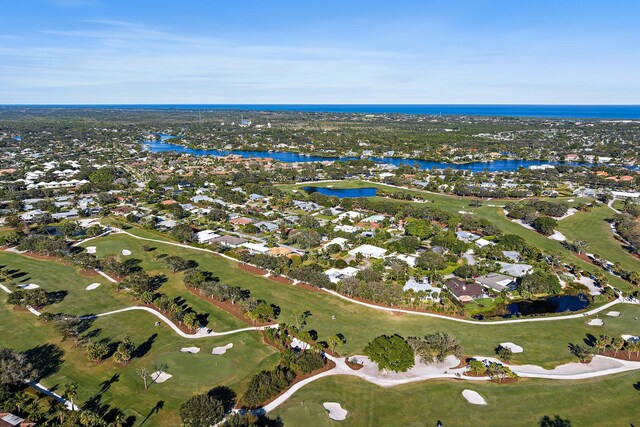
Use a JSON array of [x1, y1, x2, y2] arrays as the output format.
[[63, 382, 78, 410]]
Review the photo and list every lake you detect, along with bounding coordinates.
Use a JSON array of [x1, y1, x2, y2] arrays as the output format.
[[144, 139, 602, 172], [302, 186, 378, 198]]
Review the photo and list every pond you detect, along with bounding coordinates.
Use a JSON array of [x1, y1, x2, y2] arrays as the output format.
[[302, 186, 378, 198], [477, 293, 590, 319]]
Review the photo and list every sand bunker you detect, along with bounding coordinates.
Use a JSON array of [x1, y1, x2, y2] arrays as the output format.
[[151, 371, 172, 383], [606, 311, 621, 317], [180, 347, 200, 354], [548, 231, 566, 241], [622, 335, 639, 342], [587, 319, 604, 326], [500, 342, 524, 353], [211, 343, 233, 355], [462, 390, 487, 405], [323, 402, 348, 421], [121, 249, 132, 256], [19, 284, 40, 290], [85, 283, 101, 291], [85, 246, 97, 254]]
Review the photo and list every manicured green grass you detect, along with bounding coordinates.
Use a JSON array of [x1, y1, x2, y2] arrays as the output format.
[[83, 232, 640, 368], [79, 233, 248, 331], [0, 301, 279, 426], [271, 373, 640, 427], [0, 252, 130, 315], [557, 206, 639, 272]]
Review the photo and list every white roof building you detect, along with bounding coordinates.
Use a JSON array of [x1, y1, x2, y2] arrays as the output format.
[[196, 230, 221, 244], [242, 242, 270, 254], [348, 244, 387, 259], [323, 237, 349, 249]]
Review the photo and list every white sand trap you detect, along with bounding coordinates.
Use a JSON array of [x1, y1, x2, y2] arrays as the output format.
[[211, 343, 233, 355], [180, 346, 200, 354], [323, 402, 348, 421], [548, 231, 566, 241], [587, 319, 604, 326], [121, 249, 132, 256], [85, 283, 101, 291], [462, 390, 487, 405], [151, 371, 172, 383], [622, 335, 639, 342], [606, 311, 621, 317], [85, 246, 97, 254], [500, 342, 524, 353], [19, 284, 40, 290]]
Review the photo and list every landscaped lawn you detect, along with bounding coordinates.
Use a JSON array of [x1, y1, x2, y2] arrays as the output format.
[[271, 372, 640, 426], [83, 231, 640, 368], [0, 251, 130, 315], [557, 205, 639, 272], [0, 301, 279, 426]]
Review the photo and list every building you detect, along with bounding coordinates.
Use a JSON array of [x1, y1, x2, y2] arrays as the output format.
[[210, 235, 247, 248], [348, 244, 387, 259], [403, 278, 442, 301], [322, 237, 349, 250], [242, 242, 270, 254], [196, 230, 221, 244], [475, 273, 515, 292], [444, 278, 485, 303], [498, 262, 533, 277], [324, 266, 360, 284]]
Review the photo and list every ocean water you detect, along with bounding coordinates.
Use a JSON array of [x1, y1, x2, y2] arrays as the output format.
[[10, 104, 640, 119]]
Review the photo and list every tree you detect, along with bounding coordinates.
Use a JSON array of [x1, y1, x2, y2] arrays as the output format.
[[539, 415, 572, 427], [495, 345, 513, 362], [136, 366, 150, 390], [63, 382, 78, 410], [171, 224, 196, 242], [179, 393, 225, 427], [0, 348, 33, 385], [87, 341, 109, 363], [409, 332, 463, 364], [114, 336, 135, 365], [569, 344, 592, 363], [610, 337, 625, 357], [327, 334, 345, 355], [532, 217, 558, 236], [183, 312, 200, 331], [363, 334, 415, 372], [571, 240, 588, 255], [404, 219, 433, 239]]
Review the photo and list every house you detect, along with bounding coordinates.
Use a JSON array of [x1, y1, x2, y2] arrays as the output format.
[[52, 209, 79, 220], [292, 200, 322, 212], [196, 230, 221, 244], [324, 266, 360, 284], [502, 251, 522, 262], [474, 238, 493, 248], [337, 211, 362, 221], [0, 412, 36, 427], [348, 244, 387, 259], [443, 278, 485, 303], [498, 262, 533, 277], [395, 254, 417, 268], [255, 221, 279, 233], [156, 218, 178, 229], [229, 217, 254, 225], [334, 224, 360, 233], [455, 231, 481, 242], [322, 237, 349, 250], [403, 278, 441, 301], [269, 246, 293, 257], [210, 235, 247, 248], [475, 273, 515, 292], [20, 209, 43, 222], [242, 242, 270, 254]]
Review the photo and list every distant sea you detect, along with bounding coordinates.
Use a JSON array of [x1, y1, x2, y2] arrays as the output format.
[[6, 104, 640, 119]]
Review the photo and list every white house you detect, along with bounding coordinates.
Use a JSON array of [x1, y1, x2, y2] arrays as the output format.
[[348, 244, 387, 259], [196, 230, 221, 244], [241, 242, 270, 254], [322, 237, 349, 250]]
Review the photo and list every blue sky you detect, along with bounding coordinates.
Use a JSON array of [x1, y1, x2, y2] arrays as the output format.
[[1, 0, 639, 104]]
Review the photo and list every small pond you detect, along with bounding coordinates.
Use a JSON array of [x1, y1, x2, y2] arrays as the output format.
[[476, 293, 590, 319]]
